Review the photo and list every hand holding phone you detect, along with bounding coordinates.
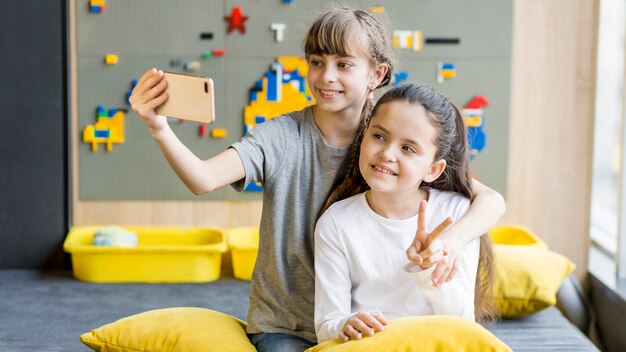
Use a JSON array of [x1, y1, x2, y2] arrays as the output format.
[[156, 72, 216, 124]]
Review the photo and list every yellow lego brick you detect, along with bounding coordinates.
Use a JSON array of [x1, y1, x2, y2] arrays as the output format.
[[463, 116, 483, 127], [370, 6, 385, 13], [442, 70, 456, 79], [104, 54, 118, 65], [91, 0, 105, 7], [211, 128, 228, 139], [413, 31, 423, 51]]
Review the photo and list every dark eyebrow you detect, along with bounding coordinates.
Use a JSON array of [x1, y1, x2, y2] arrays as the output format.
[[371, 123, 423, 150]]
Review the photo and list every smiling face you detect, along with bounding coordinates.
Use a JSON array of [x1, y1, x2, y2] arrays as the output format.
[[359, 100, 447, 197], [306, 36, 386, 119]]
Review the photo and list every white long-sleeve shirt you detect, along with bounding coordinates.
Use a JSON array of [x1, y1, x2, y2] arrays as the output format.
[[314, 189, 479, 342]]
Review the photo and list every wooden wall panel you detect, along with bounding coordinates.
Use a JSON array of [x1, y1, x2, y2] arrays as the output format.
[[503, 0, 599, 280]]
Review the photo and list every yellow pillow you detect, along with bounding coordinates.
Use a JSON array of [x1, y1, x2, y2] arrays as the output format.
[[80, 307, 256, 352], [492, 245, 575, 318], [306, 316, 511, 352], [488, 225, 548, 249]]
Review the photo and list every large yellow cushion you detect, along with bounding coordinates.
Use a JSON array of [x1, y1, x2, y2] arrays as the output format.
[[305, 316, 511, 352], [488, 225, 575, 318], [80, 307, 256, 352]]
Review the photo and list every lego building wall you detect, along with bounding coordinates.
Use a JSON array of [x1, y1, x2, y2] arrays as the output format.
[[74, 0, 512, 200]]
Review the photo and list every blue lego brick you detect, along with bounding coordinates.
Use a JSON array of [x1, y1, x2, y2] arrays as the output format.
[[255, 116, 266, 124], [245, 182, 263, 192], [266, 71, 279, 102], [126, 91, 132, 104], [255, 80, 263, 90], [393, 71, 409, 86], [90, 6, 103, 13], [467, 127, 486, 160], [442, 63, 455, 70], [94, 129, 110, 138], [96, 105, 107, 117], [108, 108, 117, 117], [250, 90, 258, 101]]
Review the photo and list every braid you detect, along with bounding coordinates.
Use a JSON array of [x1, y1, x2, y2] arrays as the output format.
[[318, 99, 373, 217]]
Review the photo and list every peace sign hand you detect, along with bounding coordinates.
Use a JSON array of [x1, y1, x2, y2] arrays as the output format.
[[406, 200, 453, 271]]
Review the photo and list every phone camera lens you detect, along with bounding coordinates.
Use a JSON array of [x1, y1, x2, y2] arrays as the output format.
[[204, 82, 208, 93]]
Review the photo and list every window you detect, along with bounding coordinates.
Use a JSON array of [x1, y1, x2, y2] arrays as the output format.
[[589, 0, 626, 283]]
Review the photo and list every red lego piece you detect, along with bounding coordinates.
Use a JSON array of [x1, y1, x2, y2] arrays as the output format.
[[464, 95, 489, 109], [199, 124, 206, 137], [224, 6, 248, 34]]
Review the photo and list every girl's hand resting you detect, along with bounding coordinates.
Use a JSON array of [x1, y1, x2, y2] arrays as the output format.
[[406, 200, 453, 286], [340, 311, 388, 342], [430, 234, 464, 286], [129, 68, 169, 135]]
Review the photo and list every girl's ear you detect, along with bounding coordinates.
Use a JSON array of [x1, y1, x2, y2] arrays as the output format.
[[423, 159, 447, 183], [369, 63, 389, 89]]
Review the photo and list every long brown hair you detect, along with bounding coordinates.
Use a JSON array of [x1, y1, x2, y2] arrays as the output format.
[[303, 8, 395, 173], [321, 83, 498, 324]]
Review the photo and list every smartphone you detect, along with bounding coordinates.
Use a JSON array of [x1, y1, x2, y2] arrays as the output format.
[[156, 72, 216, 124]]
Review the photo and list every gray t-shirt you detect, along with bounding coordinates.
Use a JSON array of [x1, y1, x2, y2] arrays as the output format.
[[230, 106, 350, 342]]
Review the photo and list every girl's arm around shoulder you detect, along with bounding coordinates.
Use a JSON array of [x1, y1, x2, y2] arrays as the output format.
[[447, 179, 505, 244], [422, 183, 502, 284]]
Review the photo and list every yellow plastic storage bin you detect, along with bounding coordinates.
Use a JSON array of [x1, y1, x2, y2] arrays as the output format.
[[227, 227, 259, 281], [488, 225, 548, 249], [64, 226, 227, 283]]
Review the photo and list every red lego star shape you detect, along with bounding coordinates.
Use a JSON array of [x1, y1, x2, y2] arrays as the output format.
[[224, 6, 248, 34]]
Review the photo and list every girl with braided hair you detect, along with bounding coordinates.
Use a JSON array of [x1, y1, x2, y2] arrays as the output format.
[[314, 83, 497, 343]]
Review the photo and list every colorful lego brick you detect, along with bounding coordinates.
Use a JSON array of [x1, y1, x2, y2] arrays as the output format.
[[425, 37, 460, 45], [282, 0, 294, 3], [392, 30, 422, 52], [369, 6, 385, 13], [83, 107, 125, 152], [126, 80, 137, 105], [89, 0, 105, 13], [200, 32, 214, 40], [243, 57, 315, 133], [211, 128, 228, 139], [170, 59, 182, 67], [464, 95, 489, 109], [184, 61, 201, 71], [202, 52, 212, 59], [270, 23, 286, 42], [96, 105, 107, 117], [104, 54, 118, 65], [224, 6, 248, 34], [245, 182, 263, 192], [392, 71, 409, 87], [211, 49, 226, 56], [437, 62, 456, 83], [199, 124, 206, 137], [462, 95, 490, 160]]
